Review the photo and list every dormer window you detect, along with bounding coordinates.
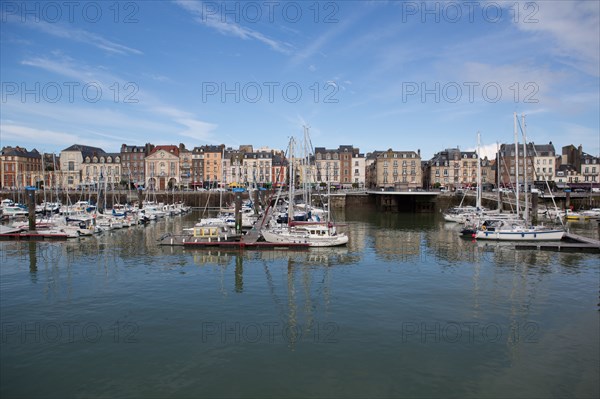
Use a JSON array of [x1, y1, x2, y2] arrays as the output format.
[[93, 156, 98, 162], [85, 157, 90, 163]]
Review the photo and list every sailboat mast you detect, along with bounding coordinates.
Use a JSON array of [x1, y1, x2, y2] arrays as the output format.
[[522, 114, 529, 224], [219, 147, 224, 209], [476, 131, 482, 209], [52, 153, 58, 205], [513, 112, 520, 219], [496, 141, 501, 210], [41, 152, 47, 206], [304, 125, 311, 208]]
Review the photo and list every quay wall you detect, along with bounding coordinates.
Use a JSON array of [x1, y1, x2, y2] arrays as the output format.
[[3, 190, 598, 213]]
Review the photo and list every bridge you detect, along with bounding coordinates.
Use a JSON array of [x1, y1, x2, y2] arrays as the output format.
[[322, 189, 440, 212]]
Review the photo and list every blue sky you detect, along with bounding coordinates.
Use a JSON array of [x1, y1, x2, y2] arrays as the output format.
[[1, 0, 599, 159]]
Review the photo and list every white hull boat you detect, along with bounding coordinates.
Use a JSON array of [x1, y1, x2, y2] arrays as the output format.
[[261, 223, 348, 247]]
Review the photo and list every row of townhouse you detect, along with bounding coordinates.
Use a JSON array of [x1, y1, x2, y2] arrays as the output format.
[[554, 145, 600, 188], [2, 141, 598, 191], [0, 146, 59, 189], [496, 142, 599, 189], [39, 143, 292, 190], [366, 149, 423, 191], [423, 148, 494, 190], [311, 145, 366, 188]]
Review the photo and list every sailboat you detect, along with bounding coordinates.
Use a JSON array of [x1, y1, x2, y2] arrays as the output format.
[[261, 136, 349, 247], [473, 114, 565, 241]]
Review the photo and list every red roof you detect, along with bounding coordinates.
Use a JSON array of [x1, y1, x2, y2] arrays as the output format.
[[149, 145, 179, 157]]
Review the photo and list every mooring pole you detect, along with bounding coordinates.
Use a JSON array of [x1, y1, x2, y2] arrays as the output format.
[[26, 186, 36, 232], [234, 189, 243, 234], [531, 192, 538, 225]]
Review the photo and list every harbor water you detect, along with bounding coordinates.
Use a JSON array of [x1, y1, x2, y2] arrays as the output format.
[[1, 209, 598, 398]]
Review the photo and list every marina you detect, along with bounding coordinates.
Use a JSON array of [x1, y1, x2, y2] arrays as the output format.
[[1, 209, 598, 398], [2, 1, 598, 397]]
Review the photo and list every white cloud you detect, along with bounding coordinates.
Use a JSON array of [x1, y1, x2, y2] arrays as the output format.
[[0, 123, 114, 150], [465, 143, 501, 160], [561, 123, 600, 156], [142, 73, 171, 82], [14, 54, 221, 149], [22, 56, 104, 83], [4, 13, 142, 55], [175, 118, 218, 142], [174, 0, 292, 54], [288, 13, 362, 67], [458, 62, 565, 106], [506, 0, 600, 77]]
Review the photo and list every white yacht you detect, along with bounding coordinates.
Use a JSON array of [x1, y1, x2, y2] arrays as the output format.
[[473, 219, 565, 241], [261, 222, 348, 247]]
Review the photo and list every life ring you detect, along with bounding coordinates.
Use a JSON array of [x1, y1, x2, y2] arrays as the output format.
[[481, 225, 487, 231]]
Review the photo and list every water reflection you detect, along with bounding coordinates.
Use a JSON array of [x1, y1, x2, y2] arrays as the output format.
[[1, 210, 598, 398], [28, 241, 37, 276]]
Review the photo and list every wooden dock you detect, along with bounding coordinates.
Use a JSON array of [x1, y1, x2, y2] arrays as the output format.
[[563, 232, 600, 247], [0, 232, 68, 241], [515, 242, 600, 253], [183, 241, 309, 250], [240, 206, 274, 244], [515, 232, 600, 253], [0, 225, 69, 240]]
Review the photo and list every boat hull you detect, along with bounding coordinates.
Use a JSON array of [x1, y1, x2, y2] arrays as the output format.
[[261, 229, 348, 247], [475, 229, 564, 241]]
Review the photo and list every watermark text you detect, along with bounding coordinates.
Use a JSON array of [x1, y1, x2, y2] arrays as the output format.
[[1, 1, 139, 23], [1, 81, 139, 103]]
